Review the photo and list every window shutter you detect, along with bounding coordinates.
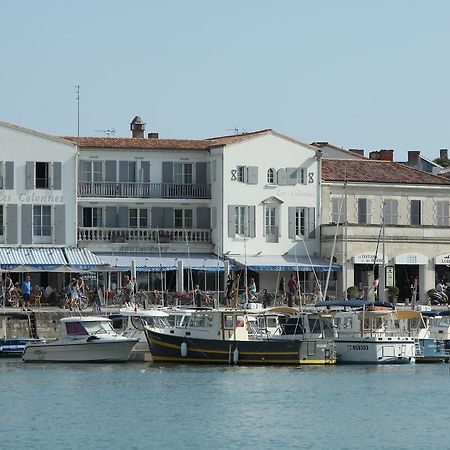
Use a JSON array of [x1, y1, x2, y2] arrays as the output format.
[[247, 167, 258, 185], [104, 207, 116, 227], [248, 206, 256, 237], [118, 207, 128, 228], [5, 161, 14, 189], [141, 161, 150, 182], [77, 205, 83, 226], [196, 162, 207, 184], [54, 205, 65, 244], [163, 208, 174, 228], [105, 161, 117, 182], [286, 167, 297, 186], [25, 161, 34, 189], [277, 168, 286, 186], [288, 207, 296, 239], [212, 160, 217, 182], [21, 204, 32, 245], [366, 199, 372, 224], [211, 206, 217, 229], [52, 161, 62, 189], [308, 207, 316, 239], [162, 162, 173, 183], [151, 207, 164, 228], [228, 205, 235, 237], [6, 204, 18, 244], [119, 161, 128, 182], [196, 207, 210, 229]]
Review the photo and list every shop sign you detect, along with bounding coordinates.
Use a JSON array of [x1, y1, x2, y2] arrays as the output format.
[[354, 253, 385, 264], [435, 254, 450, 265], [385, 265, 395, 287]]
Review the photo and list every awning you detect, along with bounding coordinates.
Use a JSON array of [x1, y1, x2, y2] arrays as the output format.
[[64, 248, 109, 271], [0, 247, 67, 271], [94, 252, 225, 272], [227, 255, 341, 272]]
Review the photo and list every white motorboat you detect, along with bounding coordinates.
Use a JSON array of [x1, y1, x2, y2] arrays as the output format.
[[22, 316, 137, 363], [316, 300, 416, 364]]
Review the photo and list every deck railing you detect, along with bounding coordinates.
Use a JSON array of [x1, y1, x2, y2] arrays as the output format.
[[78, 182, 211, 199], [77, 227, 211, 244]]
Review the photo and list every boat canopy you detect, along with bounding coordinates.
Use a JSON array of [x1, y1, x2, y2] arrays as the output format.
[[315, 300, 394, 309]]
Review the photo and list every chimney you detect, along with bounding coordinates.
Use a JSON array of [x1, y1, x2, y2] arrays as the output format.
[[379, 149, 394, 161], [148, 132, 159, 139], [130, 116, 145, 138], [408, 151, 420, 164], [349, 149, 364, 157], [440, 148, 448, 160], [369, 151, 380, 160]]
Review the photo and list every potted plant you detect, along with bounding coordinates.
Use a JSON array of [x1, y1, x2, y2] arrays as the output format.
[[346, 286, 359, 300]]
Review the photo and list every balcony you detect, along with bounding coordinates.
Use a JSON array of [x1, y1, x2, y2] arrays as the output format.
[[78, 182, 211, 199], [77, 227, 211, 244]]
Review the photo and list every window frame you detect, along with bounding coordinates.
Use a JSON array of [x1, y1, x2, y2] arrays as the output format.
[[174, 208, 193, 229], [410, 199, 422, 226], [33, 205, 52, 242], [35, 162, 50, 189], [129, 208, 148, 229]]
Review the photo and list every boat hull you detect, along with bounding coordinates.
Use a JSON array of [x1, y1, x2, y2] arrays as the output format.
[[145, 329, 335, 365], [22, 339, 137, 363], [335, 338, 415, 364], [0, 338, 45, 358]]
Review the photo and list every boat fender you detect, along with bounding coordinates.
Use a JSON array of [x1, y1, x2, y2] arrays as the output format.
[[233, 347, 239, 364], [181, 342, 188, 357]]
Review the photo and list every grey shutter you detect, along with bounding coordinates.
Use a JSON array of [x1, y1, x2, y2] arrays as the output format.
[[77, 205, 83, 226], [119, 161, 128, 182], [163, 208, 174, 228], [5, 161, 14, 189], [196, 162, 207, 184], [288, 207, 296, 239], [247, 166, 258, 185], [21, 204, 32, 245], [151, 207, 164, 228], [308, 207, 316, 239], [366, 199, 372, 224], [118, 207, 128, 228], [52, 162, 62, 189], [6, 204, 18, 244], [211, 207, 217, 229], [248, 206, 256, 237], [228, 205, 235, 237], [141, 161, 150, 182], [286, 167, 297, 186], [105, 161, 117, 182], [277, 168, 286, 186], [212, 160, 217, 182], [196, 207, 210, 229], [54, 205, 65, 244], [162, 162, 173, 183], [25, 161, 34, 189], [105, 207, 117, 227]]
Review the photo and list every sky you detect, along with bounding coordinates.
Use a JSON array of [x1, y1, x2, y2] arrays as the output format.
[[1, 0, 450, 161]]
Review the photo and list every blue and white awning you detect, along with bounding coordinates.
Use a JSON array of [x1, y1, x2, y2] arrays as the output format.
[[227, 255, 341, 272], [95, 252, 225, 272], [64, 248, 109, 271], [0, 247, 67, 270]]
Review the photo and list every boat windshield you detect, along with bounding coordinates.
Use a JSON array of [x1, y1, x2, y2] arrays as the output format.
[[83, 321, 115, 335]]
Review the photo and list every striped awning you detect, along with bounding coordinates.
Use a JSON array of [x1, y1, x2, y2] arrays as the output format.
[[95, 252, 225, 272], [227, 255, 341, 272], [64, 248, 109, 271], [0, 247, 67, 270]]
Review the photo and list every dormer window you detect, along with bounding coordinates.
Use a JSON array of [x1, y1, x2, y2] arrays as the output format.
[[267, 168, 276, 184]]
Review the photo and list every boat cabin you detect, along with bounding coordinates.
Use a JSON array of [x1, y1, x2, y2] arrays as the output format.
[[60, 317, 117, 339]]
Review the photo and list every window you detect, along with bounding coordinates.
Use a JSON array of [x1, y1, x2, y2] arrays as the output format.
[[0, 205, 3, 236], [357, 198, 371, 224], [383, 199, 398, 225], [297, 168, 307, 185], [265, 206, 277, 236], [267, 168, 276, 184], [83, 207, 103, 227], [331, 197, 346, 224], [120, 161, 136, 182], [174, 163, 193, 184], [235, 206, 247, 236], [437, 201, 449, 226], [174, 209, 193, 228], [291, 207, 316, 238], [237, 166, 246, 182], [81, 161, 102, 182], [411, 200, 421, 226], [35, 162, 50, 188], [130, 208, 148, 228], [0, 162, 4, 189], [33, 205, 51, 240]]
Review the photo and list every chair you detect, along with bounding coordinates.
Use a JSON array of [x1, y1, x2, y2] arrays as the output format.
[[33, 290, 43, 308]]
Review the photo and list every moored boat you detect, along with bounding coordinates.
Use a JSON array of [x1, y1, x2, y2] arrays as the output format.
[[23, 316, 137, 363], [144, 308, 336, 365]]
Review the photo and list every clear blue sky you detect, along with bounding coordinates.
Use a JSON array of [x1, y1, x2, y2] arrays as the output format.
[[1, 0, 449, 161]]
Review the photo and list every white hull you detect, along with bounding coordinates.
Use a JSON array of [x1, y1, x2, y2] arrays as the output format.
[[335, 338, 415, 364], [23, 339, 136, 363]]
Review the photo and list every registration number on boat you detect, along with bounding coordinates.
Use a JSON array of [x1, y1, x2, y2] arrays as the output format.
[[347, 344, 369, 351]]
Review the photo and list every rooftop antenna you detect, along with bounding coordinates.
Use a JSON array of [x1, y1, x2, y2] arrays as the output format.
[[225, 127, 239, 135], [94, 129, 116, 137], [75, 85, 80, 140]]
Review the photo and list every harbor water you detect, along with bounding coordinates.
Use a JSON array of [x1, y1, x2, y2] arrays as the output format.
[[1, 360, 449, 450]]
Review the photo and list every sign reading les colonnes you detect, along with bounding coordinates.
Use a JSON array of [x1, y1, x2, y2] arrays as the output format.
[[435, 254, 450, 265], [354, 254, 385, 264]]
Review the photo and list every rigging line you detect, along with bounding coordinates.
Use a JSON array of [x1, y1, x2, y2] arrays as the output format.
[[293, 245, 303, 312], [299, 235, 321, 302], [156, 227, 164, 304], [184, 228, 194, 304]]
